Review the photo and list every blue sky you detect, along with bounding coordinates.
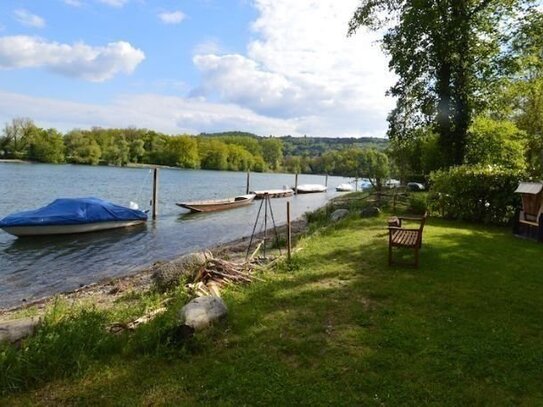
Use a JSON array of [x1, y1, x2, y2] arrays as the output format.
[[0, 0, 394, 137]]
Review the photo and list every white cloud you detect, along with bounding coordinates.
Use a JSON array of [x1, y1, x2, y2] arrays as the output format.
[[193, 39, 221, 55], [192, 0, 395, 137], [158, 11, 186, 24], [13, 9, 45, 28], [63, 0, 83, 6], [97, 0, 128, 7], [0, 91, 294, 136], [0, 36, 145, 82]]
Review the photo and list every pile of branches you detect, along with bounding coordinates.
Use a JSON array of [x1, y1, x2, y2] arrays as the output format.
[[186, 257, 263, 297]]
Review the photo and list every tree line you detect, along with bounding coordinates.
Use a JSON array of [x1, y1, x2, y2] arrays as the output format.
[[0, 121, 391, 178]]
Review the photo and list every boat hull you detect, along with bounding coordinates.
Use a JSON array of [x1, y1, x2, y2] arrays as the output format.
[[1, 220, 146, 237], [251, 189, 294, 199], [177, 194, 256, 213], [296, 184, 327, 194]]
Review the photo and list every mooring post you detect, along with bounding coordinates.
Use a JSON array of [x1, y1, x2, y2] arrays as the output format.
[[294, 173, 299, 195], [246, 170, 251, 194], [152, 168, 159, 219], [355, 177, 358, 192], [287, 201, 291, 262], [325, 174, 328, 187]]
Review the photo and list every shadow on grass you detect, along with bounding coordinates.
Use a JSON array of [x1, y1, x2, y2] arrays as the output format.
[[3, 215, 543, 405]]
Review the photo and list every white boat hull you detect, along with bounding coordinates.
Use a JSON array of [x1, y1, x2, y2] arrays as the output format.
[[296, 184, 327, 193], [336, 184, 354, 192], [1, 220, 146, 237]]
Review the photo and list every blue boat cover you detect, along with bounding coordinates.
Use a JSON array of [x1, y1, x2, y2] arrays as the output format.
[[0, 197, 147, 227]]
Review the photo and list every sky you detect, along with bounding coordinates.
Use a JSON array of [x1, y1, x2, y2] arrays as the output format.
[[0, 0, 395, 138]]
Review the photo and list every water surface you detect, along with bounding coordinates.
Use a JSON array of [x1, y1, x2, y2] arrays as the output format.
[[0, 163, 348, 308]]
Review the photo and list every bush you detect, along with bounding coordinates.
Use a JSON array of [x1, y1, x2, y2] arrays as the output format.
[[429, 165, 523, 224], [408, 193, 428, 215]]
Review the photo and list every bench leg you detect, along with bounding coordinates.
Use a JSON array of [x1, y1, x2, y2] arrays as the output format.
[[388, 244, 392, 266]]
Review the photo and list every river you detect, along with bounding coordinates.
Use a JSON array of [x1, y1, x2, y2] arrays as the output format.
[[0, 162, 350, 308]]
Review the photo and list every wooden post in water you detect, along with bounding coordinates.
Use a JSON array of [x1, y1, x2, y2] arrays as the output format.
[[325, 174, 328, 187], [355, 177, 358, 192], [246, 170, 251, 194], [286, 201, 291, 262], [294, 173, 299, 195], [152, 168, 159, 220]]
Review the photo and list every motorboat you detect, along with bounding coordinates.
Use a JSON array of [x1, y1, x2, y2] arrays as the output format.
[[176, 194, 256, 213], [0, 197, 147, 237], [296, 184, 327, 194], [336, 183, 354, 192]]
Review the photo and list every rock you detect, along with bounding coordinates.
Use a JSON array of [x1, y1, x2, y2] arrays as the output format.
[[151, 251, 209, 292], [0, 317, 40, 344], [330, 209, 349, 222], [360, 206, 381, 218], [178, 296, 228, 332]]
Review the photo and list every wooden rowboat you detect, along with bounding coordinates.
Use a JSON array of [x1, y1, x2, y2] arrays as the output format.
[[176, 194, 256, 213], [251, 189, 294, 199]]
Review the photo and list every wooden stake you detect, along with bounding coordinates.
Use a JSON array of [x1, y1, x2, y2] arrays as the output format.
[[355, 177, 358, 192], [152, 168, 159, 219], [287, 201, 291, 262], [294, 173, 299, 195], [325, 174, 328, 187], [246, 170, 251, 194]]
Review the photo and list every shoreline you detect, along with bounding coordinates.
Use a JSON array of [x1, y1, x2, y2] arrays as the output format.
[[0, 218, 308, 320]]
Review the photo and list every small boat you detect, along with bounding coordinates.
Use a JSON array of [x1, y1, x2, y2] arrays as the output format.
[[296, 184, 327, 194], [251, 189, 294, 199], [176, 194, 256, 213], [336, 183, 354, 192], [0, 197, 147, 237]]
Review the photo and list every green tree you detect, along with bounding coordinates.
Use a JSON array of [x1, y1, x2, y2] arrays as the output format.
[[28, 128, 65, 163], [64, 131, 102, 165], [261, 138, 283, 170], [165, 136, 200, 168], [465, 117, 527, 171], [0, 118, 37, 159], [350, 0, 535, 166], [199, 139, 229, 170], [129, 138, 145, 163]]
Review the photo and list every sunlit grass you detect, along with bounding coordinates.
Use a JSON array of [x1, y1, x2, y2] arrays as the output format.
[[2, 214, 543, 405]]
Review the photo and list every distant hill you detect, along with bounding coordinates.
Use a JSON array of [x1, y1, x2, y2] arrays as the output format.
[[199, 132, 389, 156]]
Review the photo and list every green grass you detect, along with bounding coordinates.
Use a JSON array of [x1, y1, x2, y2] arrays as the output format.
[[2, 214, 543, 405]]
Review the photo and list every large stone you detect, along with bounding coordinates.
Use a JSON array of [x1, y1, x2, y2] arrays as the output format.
[[360, 206, 381, 218], [0, 317, 40, 344], [178, 296, 228, 332], [152, 251, 209, 292], [330, 209, 349, 222]]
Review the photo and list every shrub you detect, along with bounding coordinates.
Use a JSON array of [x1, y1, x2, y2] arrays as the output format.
[[429, 165, 523, 224], [408, 193, 428, 215]]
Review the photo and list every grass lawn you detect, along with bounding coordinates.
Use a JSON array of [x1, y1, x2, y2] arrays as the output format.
[[2, 215, 543, 405]]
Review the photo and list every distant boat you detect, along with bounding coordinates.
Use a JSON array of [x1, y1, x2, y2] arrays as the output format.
[[336, 183, 354, 192], [251, 188, 294, 199], [296, 184, 327, 194], [0, 197, 147, 237], [176, 194, 256, 213]]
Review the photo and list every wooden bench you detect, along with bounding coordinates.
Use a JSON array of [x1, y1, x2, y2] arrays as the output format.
[[388, 212, 427, 268]]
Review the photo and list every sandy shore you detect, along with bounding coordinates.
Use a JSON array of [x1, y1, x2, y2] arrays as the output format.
[[0, 219, 307, 321]]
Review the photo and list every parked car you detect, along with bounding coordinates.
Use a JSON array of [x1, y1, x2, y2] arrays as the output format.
[[407, 182, 425, 191]]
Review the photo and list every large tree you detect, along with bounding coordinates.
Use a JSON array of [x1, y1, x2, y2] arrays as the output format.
[[349, 0, 535, 166]]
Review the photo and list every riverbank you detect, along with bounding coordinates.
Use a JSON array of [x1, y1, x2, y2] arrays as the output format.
[[2, 209, 543, 404], [0, 218, 308, 321], [0, 159, 32, 164]]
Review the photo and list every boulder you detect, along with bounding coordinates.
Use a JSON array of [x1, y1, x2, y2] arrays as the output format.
[[360, 206, 381, 218], [152, 251, 209, 292], [0, 317, 40, 344], [330, 209, 349, 222], [178, 296, 227, 332]]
